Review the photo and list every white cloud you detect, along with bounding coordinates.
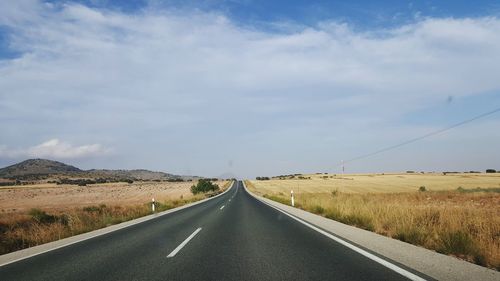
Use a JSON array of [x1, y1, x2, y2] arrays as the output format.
[[0, 1, 499, 176], [0, 139, 110, 159]]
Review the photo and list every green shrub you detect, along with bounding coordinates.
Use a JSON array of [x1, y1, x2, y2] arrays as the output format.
[[394, 227, 428, 246], [419, 186, 426, 192], [325, 209, 343, 221], [438, 231, 478, 257], [341, 214, 374, 231], [191, 179, 220, 194], [83, 205, 107, 213], [28, 208, 57, 224], [312, 205, 325, 214]]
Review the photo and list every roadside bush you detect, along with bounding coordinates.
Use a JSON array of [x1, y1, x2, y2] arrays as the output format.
[[312, 205, 325, 214], [341, 213, 374, 231], [438, 231, 480, 260], [394, 227, 428, 246], [191, 179, 220, 194], [486, 169, 496, 173], [325, 209, 343, 221], [419, 186, 427, 192], [28, 208, 57, 224]]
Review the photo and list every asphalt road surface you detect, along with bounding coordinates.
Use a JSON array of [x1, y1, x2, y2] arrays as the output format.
[[0, 181, 428, 280]]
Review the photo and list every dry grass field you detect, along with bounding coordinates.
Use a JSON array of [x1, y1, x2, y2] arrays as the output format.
[[0, 180, 230, 255], [247, 173, 500, 270], [0, 181, 213, 213], [252, 172, 500, 194]]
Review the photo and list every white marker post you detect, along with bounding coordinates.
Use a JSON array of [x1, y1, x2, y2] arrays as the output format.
[[291, 190, 295, 207], [152, 198, 155, 213]]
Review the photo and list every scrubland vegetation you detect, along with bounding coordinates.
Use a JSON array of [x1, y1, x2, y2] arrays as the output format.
[[247, 173, 500, 270]]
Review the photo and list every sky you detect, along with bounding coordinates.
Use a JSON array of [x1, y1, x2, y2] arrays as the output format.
[[0, 0, 499, 178]]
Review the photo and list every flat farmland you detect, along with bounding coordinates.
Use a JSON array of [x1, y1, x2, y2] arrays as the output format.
[[0, 181, 216, 213], [250, 172, 500, 194]]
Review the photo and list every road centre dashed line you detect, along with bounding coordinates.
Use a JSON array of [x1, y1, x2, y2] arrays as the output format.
[[167, 228, 202, 258]]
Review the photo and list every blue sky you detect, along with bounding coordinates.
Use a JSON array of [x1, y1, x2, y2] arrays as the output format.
[[52, 1, 500, 25], [0, 0, 499, 178], [3, 0, 500, 58], [47, 1, 500, 26]]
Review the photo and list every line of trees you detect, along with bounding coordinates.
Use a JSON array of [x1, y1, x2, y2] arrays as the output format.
[[57, 178, 133, 186]]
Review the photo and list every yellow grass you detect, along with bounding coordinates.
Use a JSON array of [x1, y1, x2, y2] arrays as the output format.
[[251, 172, 500, 194], [0, 180, 228, 213], [247, 174, 500, 270]]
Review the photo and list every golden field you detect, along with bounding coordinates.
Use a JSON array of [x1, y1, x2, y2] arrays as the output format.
[[251, 172, 500, 194], [0, 180, 230, 255], [247, 173, 500, 270]]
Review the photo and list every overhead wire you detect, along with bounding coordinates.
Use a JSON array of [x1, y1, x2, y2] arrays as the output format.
[[342, 107, 500, 165]]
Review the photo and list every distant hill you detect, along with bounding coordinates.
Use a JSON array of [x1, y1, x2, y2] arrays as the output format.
[[85, 169, 177, 181], [0, 159, 196, 181], [0, 159, 81, 178]]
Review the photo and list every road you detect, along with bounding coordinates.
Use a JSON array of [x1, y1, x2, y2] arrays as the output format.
[[0, 181, 428, 280]]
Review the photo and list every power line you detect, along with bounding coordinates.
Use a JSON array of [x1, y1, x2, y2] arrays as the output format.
[[343, 107, 500, 165]]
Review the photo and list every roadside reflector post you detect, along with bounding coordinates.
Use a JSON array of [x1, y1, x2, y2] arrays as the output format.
[[152, 198, 155, 213], [291, 190, 295, 207]]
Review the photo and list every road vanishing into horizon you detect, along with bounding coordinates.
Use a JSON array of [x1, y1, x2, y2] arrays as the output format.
[[0, 181, 428, 281]]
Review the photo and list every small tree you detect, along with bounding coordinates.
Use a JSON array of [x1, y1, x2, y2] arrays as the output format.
[[486, 169, 496, 173], [191, 179, 220, 194]]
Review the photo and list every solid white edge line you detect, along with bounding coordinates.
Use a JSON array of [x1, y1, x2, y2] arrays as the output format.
[[167, 227, 202, 258], [220, 205, 225, 210], [242, 181, 426, 281], [0, 181, 235, 267]]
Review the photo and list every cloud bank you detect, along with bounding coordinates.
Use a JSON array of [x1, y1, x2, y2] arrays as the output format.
[[0, 139, 109, 159], [0, 1, 499, 176]]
